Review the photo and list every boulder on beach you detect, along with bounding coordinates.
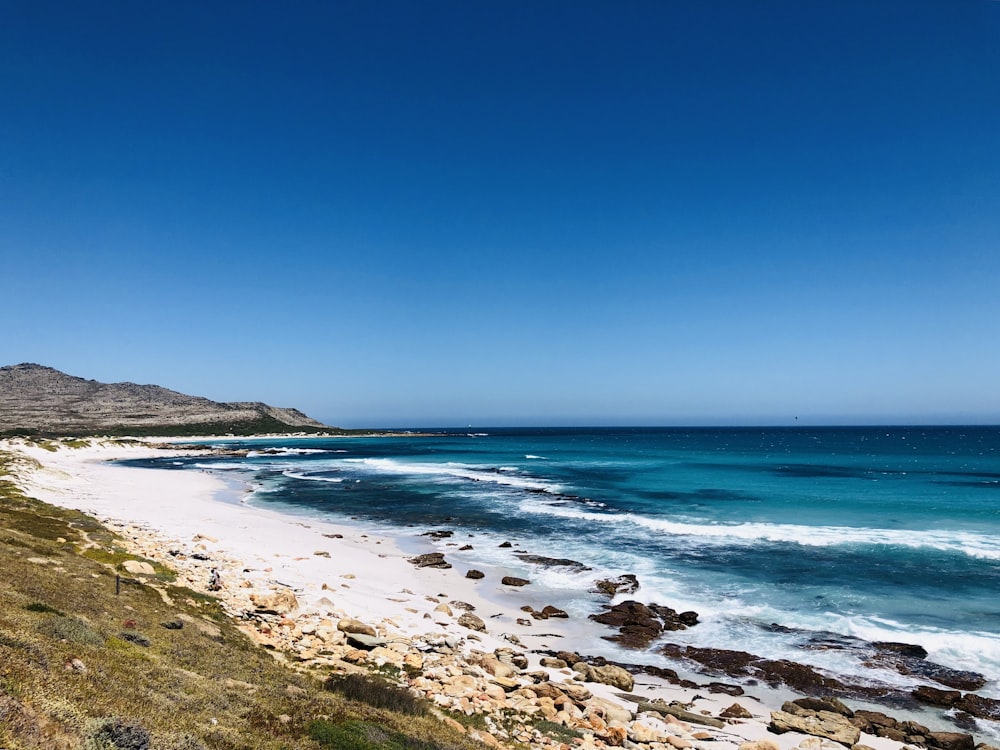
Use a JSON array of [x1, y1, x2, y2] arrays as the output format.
[[465, 569, 485, 580], [572, 661, 635, 691], [458, 612, 486, 632], [408, 552, 451, 569], [769, 707, 860, 746], [337, 618, 376, 637], [250, 589, 299, 615]]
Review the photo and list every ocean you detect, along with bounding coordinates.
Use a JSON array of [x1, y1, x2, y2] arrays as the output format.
[[124, 426, 1000, 699]]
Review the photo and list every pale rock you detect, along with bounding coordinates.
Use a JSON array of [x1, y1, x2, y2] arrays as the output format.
[[442, 716, 466, 734], [770, 709, 861, 746], [573, 662, 635, 691], [588, 697, 634, 725], [667, 736, 693, 749], [630, 718, 670, 743], [444, 674, 478, 697], [458, 612, 487, 632], [740, 741, 781, 750], [250, 589, 299, 614], [468, 730, 503, 748], [370, 646, 405, 667], [434, 603, 454, 617], [337, 618, 376, 636], [122, 560, 156, 575]]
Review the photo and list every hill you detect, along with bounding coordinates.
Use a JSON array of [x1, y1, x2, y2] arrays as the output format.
[[0, 363, 330, 437]]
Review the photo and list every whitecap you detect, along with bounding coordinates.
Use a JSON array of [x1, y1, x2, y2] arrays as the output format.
[[519, 499, 1000, 560]]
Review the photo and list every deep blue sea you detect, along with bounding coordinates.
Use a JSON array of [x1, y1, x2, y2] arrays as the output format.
[[125, 426, 1000, 696]]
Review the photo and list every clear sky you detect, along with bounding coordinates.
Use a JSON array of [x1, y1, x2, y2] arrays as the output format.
[[2, 1, 999, 427]]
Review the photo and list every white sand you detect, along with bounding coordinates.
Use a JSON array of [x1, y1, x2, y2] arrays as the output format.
[[3, 438, 916, 750]]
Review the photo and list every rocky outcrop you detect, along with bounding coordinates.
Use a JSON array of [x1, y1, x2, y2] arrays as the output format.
[[514, 554, 592, 572], [661, 644, 846, 694], [592, 574, 640, 597], [769, 703, 861, 746], [408, 552, 451, 569], [591, 600, 698, 648], [0, 363, 329, 435]]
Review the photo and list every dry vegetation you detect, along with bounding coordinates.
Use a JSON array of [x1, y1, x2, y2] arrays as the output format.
[[0, 450, 484, 750]]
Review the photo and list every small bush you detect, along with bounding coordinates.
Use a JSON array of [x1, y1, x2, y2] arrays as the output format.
[[322, 674, 427, 716], [25, 601, 65, 615], [37, 615, 104, 646], [84, 717, 151, 750]]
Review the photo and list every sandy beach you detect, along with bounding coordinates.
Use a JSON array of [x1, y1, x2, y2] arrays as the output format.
[[2, 438, 967, 750]]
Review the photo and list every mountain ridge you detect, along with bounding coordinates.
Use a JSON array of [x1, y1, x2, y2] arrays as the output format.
[[0, 363, 330, 436]]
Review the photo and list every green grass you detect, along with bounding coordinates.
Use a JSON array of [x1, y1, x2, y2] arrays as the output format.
[[0, 449, 482, 750]]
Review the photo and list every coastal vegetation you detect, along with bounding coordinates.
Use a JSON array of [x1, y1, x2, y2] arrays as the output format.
[[0, 450, 482, 750]]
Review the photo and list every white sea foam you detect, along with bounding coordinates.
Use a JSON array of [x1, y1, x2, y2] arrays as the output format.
[[520, 499, 1000, 560], [247, 448, 331, 457], [192, 462, 257, 471], [340, 457, 562, 493], [282, 470, 343, 483], [525, 454, 546, 460]]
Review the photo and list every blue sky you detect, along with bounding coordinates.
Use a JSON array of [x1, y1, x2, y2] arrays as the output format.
[[2, 1, 999, 427]]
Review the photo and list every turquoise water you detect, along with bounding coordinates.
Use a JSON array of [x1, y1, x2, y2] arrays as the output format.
[[128, 426, 1000, 694]]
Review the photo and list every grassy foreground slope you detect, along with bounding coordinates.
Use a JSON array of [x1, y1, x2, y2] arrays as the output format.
[[0, 450, 482, 750]]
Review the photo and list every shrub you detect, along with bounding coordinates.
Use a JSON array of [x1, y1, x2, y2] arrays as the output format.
[[84, 717, 151, 750], [322, 674, 427, 716], [37, 615, 104, 646], [25, 601, 65, 616]]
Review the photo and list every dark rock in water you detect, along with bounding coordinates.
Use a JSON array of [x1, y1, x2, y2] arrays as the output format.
[[459, 544, 473, 551], [408, 552, 451, 569], [707, 682, 745, 696], [501, 576, 530, 587], [757, 658, 846, 692], [592, 600, 698, 649], [661, 644, 757, 673], [661, 644, 845, 694], [866, 653, 986, 691], [515, 554, 592, 572], [875, 641, 929, 659], [851, 709, 899, 733], [591, 574, 640, 597], [499, 541, 513, 548], [678, 611, 699, 626], [422, 530, 454, 539], [955, 693, 1000, 721], [465, 569, 485, 579], [927, 732, 975, 750], [913, 686, 962, 707], [540, 605, 568, 619]]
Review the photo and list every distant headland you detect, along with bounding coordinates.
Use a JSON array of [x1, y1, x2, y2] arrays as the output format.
[[0, 363, 336, 437]]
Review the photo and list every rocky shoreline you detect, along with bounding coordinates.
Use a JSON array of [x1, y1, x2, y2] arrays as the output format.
[[7, 438, 1000, 750]]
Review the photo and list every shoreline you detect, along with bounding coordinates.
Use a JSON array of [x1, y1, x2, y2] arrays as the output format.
[[3, 437, 991, 750]]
